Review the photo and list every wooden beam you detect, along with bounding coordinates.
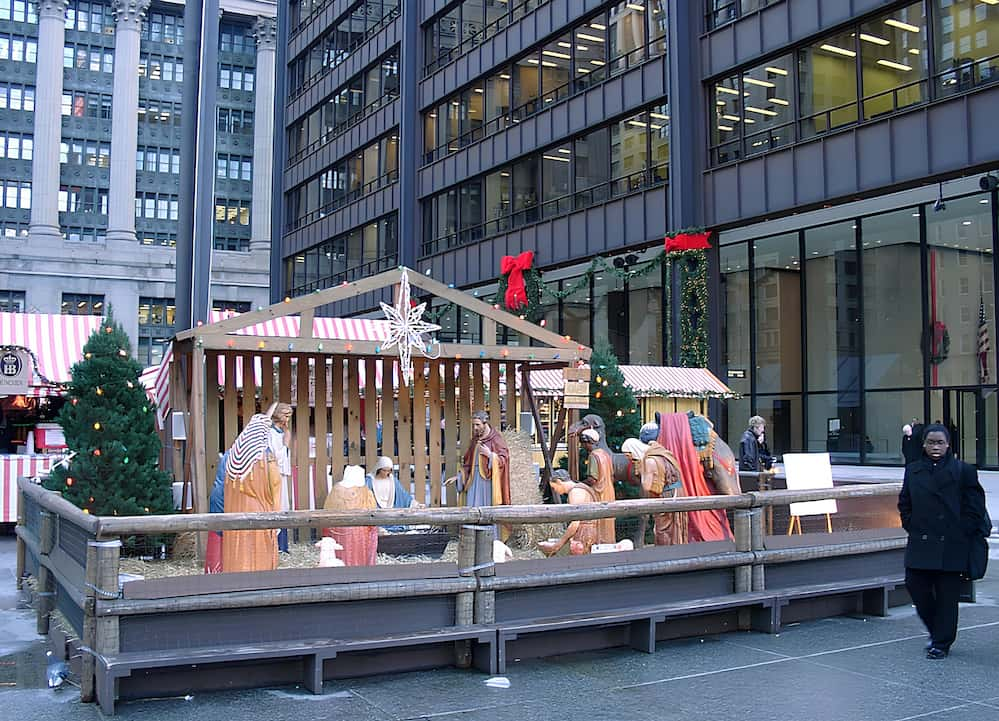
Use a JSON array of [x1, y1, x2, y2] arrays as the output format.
[[192, 334, 587, 363], [347, 359, 362, 465], [176, 268, 404, 340], [295, 356, 310, 511], [258, 353, 274, 409], [428, 359, 443, 506], [412, 358, 427, 505], [397, 369, 413, 493], [298, 308, 314, 338], [314, 356, 329, 509], [364, 357, 378, 470], [505, 361, 517, 431], [240, 352, 256, 425], [222, 353, 238, 450], [489, 362, 502, 431], [442, 359, 458, 508], [330, 357, 345, 484], [190, 345, 209, 514], [204, 351, 221, 504], [408, 271, 584, 352]]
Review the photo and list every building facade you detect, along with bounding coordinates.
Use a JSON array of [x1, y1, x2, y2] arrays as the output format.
[[0, 0, 276, 366], [275, 0, 999, 468]]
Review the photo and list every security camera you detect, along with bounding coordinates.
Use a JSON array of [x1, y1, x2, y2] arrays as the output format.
[[933, 198, 946, 212], [979, 174, 999, 192]]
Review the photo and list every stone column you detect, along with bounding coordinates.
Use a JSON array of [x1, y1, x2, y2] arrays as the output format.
[[28, 0, 70, 241], [250, 16, 277, 254], [106, 0, 151, 243]]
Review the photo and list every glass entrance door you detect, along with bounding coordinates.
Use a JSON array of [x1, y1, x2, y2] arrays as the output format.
[[929, 388, 997, 468]]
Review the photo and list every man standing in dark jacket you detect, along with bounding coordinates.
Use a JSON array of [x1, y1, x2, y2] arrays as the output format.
[[739, 415, 773, 472], [898, 424, 990, 659]]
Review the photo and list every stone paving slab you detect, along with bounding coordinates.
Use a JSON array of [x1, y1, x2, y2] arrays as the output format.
[[2, 535, 999, 721]]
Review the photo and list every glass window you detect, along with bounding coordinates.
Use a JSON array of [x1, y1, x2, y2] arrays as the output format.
[[541, 143, 571, 217], [647, 0, 667, 56], [721, 243, 751, 400], [742, 55, 793, 156], [628, 253, 664, 364], [484, 169, 510, 235], [574, 126, 611, 206], [755, 395, 803, 456], [561, 276, 592, 348], [575, 15, 608, 88], [540, 34, 571, 104], [437, 10, 459, 63], [484, 69, 510, 126], [592, 272, 628, 360], [611, 111, 649, 193], [754, 232, 801, 394], [513, 54, 540, 115], [649, 104, 670, 182], [805, 222, 858, 393], [860, 2, 927, 119], [798, 30, 859, 138], [463, 84, 484, 142], [712, 74, 741, 164], [862, 209, 924, 389], [935, 0, 999, 96], [807, 392, 859, 462], [437, 188, 457, 245], [607, 1, 645, 71], [459, 178, 482, 242], [925, 194, 994, 387], [511, 156, 538, 226]]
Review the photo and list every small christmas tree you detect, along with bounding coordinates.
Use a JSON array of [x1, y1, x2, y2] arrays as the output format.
[[44, 310, 173, 517], [586, 342, 640, 453]]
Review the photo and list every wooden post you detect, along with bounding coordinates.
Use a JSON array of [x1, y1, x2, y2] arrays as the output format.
[[412, 358, 428, 505], [472, 526, 495, 625], [443, 359, 458, 508], [364, 357, 379, 470], [314, 356, 329, 509], [190, 344, 210, 514], [733, 509, 751, 594], [454, 525, 476, 668], [81, 539, 120, 704], [428, 359, 443, 506], [330, 357, 345, 483], [295, 356, 311, 514], [347, 359, 362, 465], [35, 510, 55, 634], [750, 507, 765, 592], [223, 352, 238, 448], [504, 361, 517, 430]]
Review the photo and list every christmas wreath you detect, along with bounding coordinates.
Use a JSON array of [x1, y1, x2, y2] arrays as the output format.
[[495, 251, 544, 322], [929, 321, 950, 366]]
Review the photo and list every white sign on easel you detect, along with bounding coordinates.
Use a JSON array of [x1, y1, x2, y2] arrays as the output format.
[[783, 452, 838, 519]]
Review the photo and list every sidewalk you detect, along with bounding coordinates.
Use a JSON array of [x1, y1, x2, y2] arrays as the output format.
[[2, 533, 998, 721]]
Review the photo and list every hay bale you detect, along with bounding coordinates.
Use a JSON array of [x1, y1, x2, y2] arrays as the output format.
[[503, 429, 564, 550]]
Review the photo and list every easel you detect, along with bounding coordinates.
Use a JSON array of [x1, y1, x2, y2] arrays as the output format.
[[786, 512, 833, 535]]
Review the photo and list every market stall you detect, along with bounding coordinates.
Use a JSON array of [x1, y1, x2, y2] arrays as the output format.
[[0, 312, 102, 522]]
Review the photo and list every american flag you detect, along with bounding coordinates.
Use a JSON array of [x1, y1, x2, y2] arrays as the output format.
[[979, 296, 991, 385]]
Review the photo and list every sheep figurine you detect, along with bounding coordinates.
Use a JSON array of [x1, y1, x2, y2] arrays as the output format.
[[315, 537, 345, 567]]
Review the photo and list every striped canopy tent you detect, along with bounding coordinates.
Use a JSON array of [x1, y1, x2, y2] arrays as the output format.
[[526, 365, 738, 398], [525, 365, 739, 435], [0, 312, 104, 397], [171, 267, 592, 515]]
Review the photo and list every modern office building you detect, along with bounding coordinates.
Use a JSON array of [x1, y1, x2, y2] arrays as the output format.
[[275, 0, 999, 468], [0, 0, 277, 366]]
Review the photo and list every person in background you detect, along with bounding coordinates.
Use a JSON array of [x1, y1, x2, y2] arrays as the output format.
[[267, 402, 293, 553], [739, 415, 773, 472], [898, 424, 990, 659]]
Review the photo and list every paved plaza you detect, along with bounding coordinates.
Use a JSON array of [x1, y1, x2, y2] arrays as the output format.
[[2, 471, 998, 721]]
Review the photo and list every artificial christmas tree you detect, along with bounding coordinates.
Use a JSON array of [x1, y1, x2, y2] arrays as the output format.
[[586, 343, 640, 453], [44, 311, 173, 517]]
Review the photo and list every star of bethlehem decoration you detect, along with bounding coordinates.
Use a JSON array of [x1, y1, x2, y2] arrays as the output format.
[[379, 268, 442, 385]]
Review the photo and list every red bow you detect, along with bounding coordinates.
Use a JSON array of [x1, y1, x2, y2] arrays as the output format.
[[500, 251, 535, 311], [665, 231, 712, 253]]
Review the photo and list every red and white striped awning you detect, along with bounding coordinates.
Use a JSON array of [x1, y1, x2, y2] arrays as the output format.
[[526, 365, 738, 399], [0, 312, 104, 396], [1, 455, 59, 522], [144, 313, 397, 424]]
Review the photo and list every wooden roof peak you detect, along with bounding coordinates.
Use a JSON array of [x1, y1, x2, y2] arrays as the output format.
[[175, 266, 591, 360]]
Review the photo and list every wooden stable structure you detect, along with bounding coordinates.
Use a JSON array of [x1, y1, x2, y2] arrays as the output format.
[[170, 267, 592, 513]]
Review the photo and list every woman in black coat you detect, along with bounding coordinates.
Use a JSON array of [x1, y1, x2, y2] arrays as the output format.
[[898, 424, 990, 659]]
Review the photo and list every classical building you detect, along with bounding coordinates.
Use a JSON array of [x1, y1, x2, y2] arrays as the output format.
[[274, 0, 999, 468], [0, 0, 276, 365]]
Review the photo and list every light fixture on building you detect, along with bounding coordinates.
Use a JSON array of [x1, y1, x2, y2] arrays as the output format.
[[933, 182, 946, 213]]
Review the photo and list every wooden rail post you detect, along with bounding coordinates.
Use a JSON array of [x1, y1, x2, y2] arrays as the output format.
[[472, 526, 495, 625], [750, 507, 766, 592], [15, 483, 25, 590], [732, 509, 752, 594], [35, 510, 55, 634], [81, 539, 121, 703], [454, 525, 476, 668]]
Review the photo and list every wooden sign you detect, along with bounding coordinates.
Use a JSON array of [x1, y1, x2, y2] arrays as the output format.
[[563, 367, 590, 409]]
